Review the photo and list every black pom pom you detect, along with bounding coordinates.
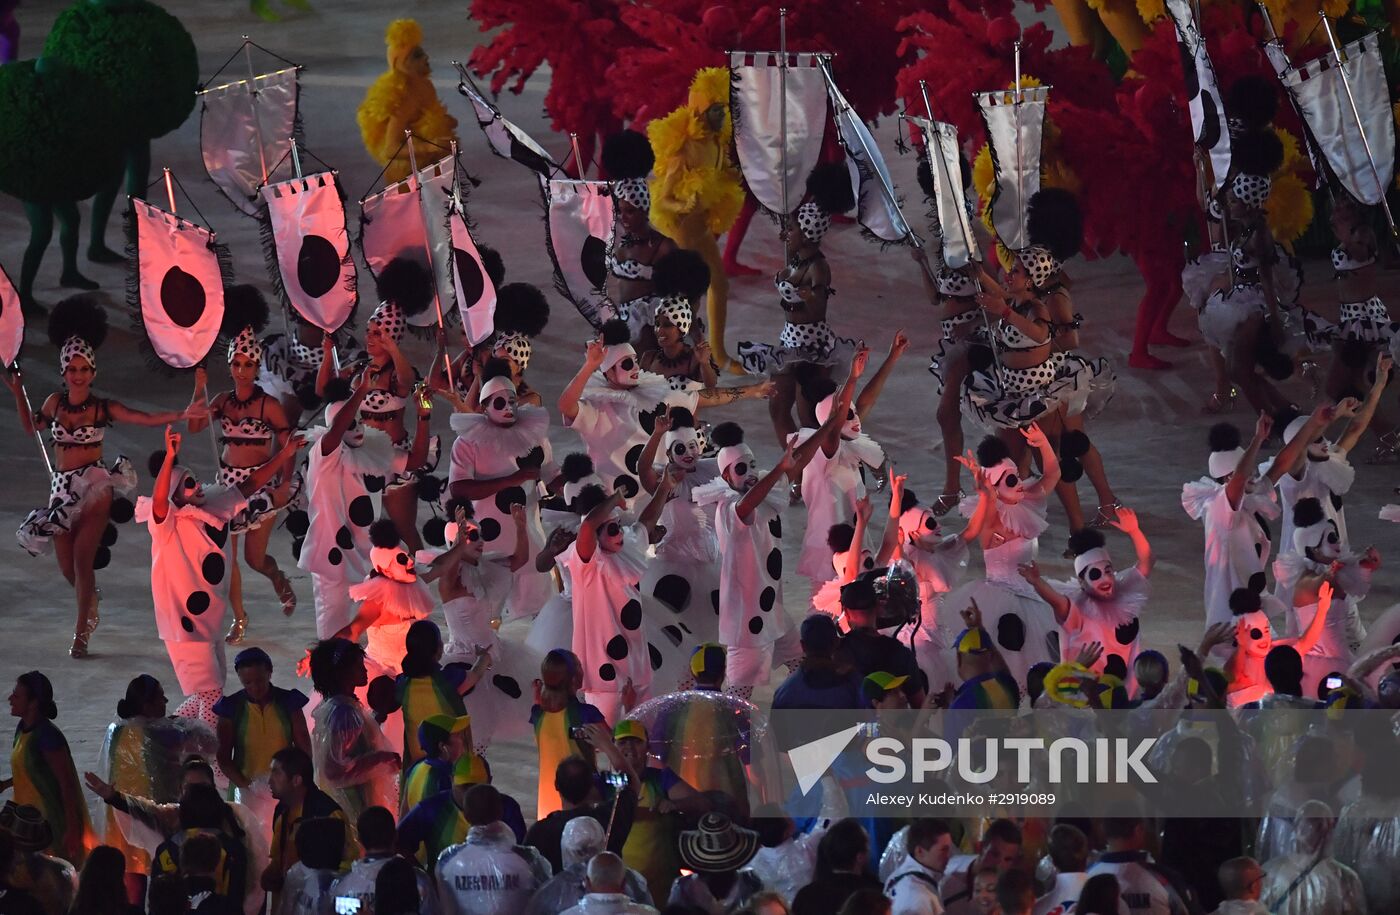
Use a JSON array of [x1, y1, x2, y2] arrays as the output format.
[[368, 519, 400, 549], [805, 162, 855, 215], [899, 489, 919, 515], [1227, 75, 1278, 131], [710, 421, 744, 449], [601, 129, 655, 180], [1260, 349, 1294, 381], [375, 257, 434, 318], [1231, 129, 1284, 178], [48, 293, 109, 351], [574, 484, 609, 515], [495, 283, 550, 337], [976, 435, 1011, 468], [668, 406, 696, 429], [1293, 497, 1326, 528], [415, 474, 445, 503], [561, 452, 595, 483], [1229, 587, 1262, 615], [1061, 456, 1084, 483], [1060, 429, 1091, 460], [443, 498, 473, 520], [220, 285, 271, 338], [423, 517, 447, 547], [1027, 188, 1083, 262], [481, 357, 513, 383], [1208, 423, 1241, 453], [109, 497, 134, 524], [147, 450, 168, 480], [93, 546, 112, 570], [477, 245, 506, 288], [653, 249, 711, 300], [801, 376, 838, 406], [1068, 528, 1106, 556], [322, 377, 353, 404], [292, 538, 304, 562], [517, 446, 545, 470], [285, 509, 310, 537], [101, 523, 118, 547], [600, 318, 632, 347], [916, 159, 935, 199], [826, 523, 856, 553], [966, 343, 995, 372]]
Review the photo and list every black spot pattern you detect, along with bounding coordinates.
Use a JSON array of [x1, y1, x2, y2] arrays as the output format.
[[748, 616, 764, 634], [1247, 572, 1267, 595], [598, 663, 617, 682], [1114, 618, 1140, 646], [348, 496, 375, 526], [494, 486, 527, 514], [996, 613, 1026, 652], [327, 548, 343, 566], [606, 635, 630, 660], [181, 617, 195, 633], [710, 590, 720, 614], [491, 675, 522, 699], [624, 444, 645, 474], [201, 554, 225, 585], [612, 474, 639, 499], [620, 600, 642, 630], [759, 586, 776, 612], [186, 591, 211, 615], [479, 518, 501, 541], [766, 548, 782, 580], [364, 476, 386, 494], [649, 643, 663, 670], [661, 625, 683, 647], [653, 575, 691, 613], [204, 523, 228, 548], [582, 236, 608, 289], [454, 246, 486, 306], [336, 526, 355, 550], [160, 266, 206, 328], [768, 516, 782, 539], [297, 235, 341, 298]]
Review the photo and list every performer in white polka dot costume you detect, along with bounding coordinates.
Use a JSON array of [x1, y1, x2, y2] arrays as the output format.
[[137, 425, 304, 728]]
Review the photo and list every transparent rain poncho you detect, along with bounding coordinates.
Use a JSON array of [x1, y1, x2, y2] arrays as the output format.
[[311, 694, 399, 820], [1260, 801, 1368, 915]]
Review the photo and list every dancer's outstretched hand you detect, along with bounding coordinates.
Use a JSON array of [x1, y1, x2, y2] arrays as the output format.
[[1017, 561, 1041, 583], [164, 425, 181, 455], [1109, 506, 1140, 534], [889, 330, 910, 359], [83, 771, 116, 801], [1021, 422, 1049, 450], [584, 337, 607, 369], [960, 598, 983, 630], [1074, 641, 1104, 670]]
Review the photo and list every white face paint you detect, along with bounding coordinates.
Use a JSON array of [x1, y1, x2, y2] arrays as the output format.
[[605, 354, 641, 388], [343, 419, 365, 448], [1080, 561, 1117, 599], [997, 472, 1026, 505], [724, 461, 758, 493], [485, 390, 518, 427], [597, 515, 625, 553], [450, 519, 485, 561], [1236, 611, 1273, 661], [383, 549, 417, 583], [171, 468, 206, 507], [1309, 523, 1342, 562], [841, 407, 862, 440], [667, 431, 701, 470], [1306, 439, 1331, 461]]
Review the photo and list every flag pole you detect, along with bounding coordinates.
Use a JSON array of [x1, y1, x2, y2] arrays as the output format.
[[405, 131, 455, 389], [243, 36, 270, 187], [1318, 13, 1397, 240], [12, 365, 54, 476], [568, 133, 585, 180], [1013, 39, 1025, 250], [779, 8, 790, 239]]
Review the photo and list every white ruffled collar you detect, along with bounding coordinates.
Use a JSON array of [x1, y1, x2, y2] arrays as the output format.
[[1182, 477, 1279, 521], [306, 425, 395, 475], [1053, 570, 1149, 628], [448, 405, 549, 457], [691, 477, 788, 517], [582, 371, 686, 412]]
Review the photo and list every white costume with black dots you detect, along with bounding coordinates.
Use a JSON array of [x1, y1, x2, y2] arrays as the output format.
[[1272, 451, 1354, 558], [639, 459, 722, 647], [447, 407, 555, 621], [905, 537, 969, 695], [942, 494, 1058, 689], [565, 373, 699, 505], [1051, 570, 1149, 684], [788, 429, 885, 584], [1274, 551, 1371, 698], [299, 426, 397, 638], [693, 479, 801, 689], [136, 485, 247, 728], [1181, 478, 1279, 638]]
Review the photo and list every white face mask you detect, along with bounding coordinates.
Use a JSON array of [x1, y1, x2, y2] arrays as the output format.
[[997, 474, 1025, 504], [343, 421, 365, 448], [597, 516, 625, 553], [605, 356, 640, 388], [1080, 561, 1116, 598], [841, 408, 862, 440], [724, 462, 757, 493], [374, 547, 418, 583], [485, 390, 518, 427], [1236, 611, 1273, 661], [666, 431, 701, 470], [172, 469, 205, 507], [1307, 440, 1331, 461], [1310, 525, 1342, 562]]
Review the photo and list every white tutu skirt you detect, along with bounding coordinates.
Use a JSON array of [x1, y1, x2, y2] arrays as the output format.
[[941, 578, 1058, 691], [1198, 284, 1267, 354], [448, 635, 543, 751], [961, 353, 1114, 432], [17, 456, 137, 556], [737, 319, 857, 375], [1182, 250, 1230, 311], [912, 626, 958, 696]]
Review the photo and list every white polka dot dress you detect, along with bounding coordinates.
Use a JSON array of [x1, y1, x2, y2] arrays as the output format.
[[565, 373, 700, 506], [137, 487, 247, 644], [1052, 569, 1149, 685], [639, 460, 722, 646], [789, 429, 885, 583], [447, 407, 556, 621], [693, 479, 792, 649], [560, 537, 656, 696]]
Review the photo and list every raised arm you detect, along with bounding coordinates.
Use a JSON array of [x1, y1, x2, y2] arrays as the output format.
[[953, 451, 994, 543], [379, 334, 414, 398], [576, 490, 625, 562], [109, 375, 206, 428], [151, 426, 180, 524], [1285, 580, 1335, 658], [638, 411, 671, 494], [558, 338, 606, 422], [910, 246, 939, 304], [799, 347, 869, 466], [185, 368, 211, 434], [1111, 507, 1153, 577], [854, 330, 909, 420], [1021, 422, 1061, 495], [315, 334, 337, 398], [505, 505, 532, 572], [1227, 413, 1271, 509], [845, 495, 873, 582], [875, 472, 905, 567], [1337, 355, 1392, 453], [1018, 560, 1072, 625], [404, 389, 433, 472], [737, 441, 796, 522], [535, 527, 576, 573], [694, 380, 774, 411], [1263, 403, 1334, 486]]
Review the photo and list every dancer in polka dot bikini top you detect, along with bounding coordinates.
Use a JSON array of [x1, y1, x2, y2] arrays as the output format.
[[137, 425, 304, 727]]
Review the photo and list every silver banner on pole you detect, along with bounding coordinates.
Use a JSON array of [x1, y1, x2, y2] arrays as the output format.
[[199, 67, 299, 217], [131, 199, 226, 369], [455, 64, 558, 177], [541, 176, 614, 330], [729, 51, 830, 217], [975, 85, 1047, 251], [1164, 0, 1230, 191], [911, 117, 981, 268], [360, 158, 460, 327], [819, 60, 912, 245]]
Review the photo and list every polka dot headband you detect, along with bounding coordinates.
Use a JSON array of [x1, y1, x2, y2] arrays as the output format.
[[936, 267, 976, 298], [59, 336, 96, 372], [613, 178, 650, 212], [797, 201, 832, 244], [494, 331, 533, 370], [1230, 173, 1271, 211], [289, 337, 322, 367], [369, 301, 407, 343], [654, 295, 693, 336], [1016, 245, 1061, 290], [227, 326, 263, 364]]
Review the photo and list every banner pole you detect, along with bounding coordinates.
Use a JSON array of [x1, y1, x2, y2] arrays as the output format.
[[14, 368, 54, 476], [568, 133, 585, 180], [1319, 14, 1397, 240], [405, 131, 455, 389], [1013, 40, 1025, 250], [779, 8, 790, 239], [818, 60, 914, 246], [243, 36, 270, 186]]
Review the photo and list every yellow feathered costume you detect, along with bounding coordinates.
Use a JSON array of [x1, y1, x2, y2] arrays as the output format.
[[647, 67, 746, 370], [357, 19, 459, 184]]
